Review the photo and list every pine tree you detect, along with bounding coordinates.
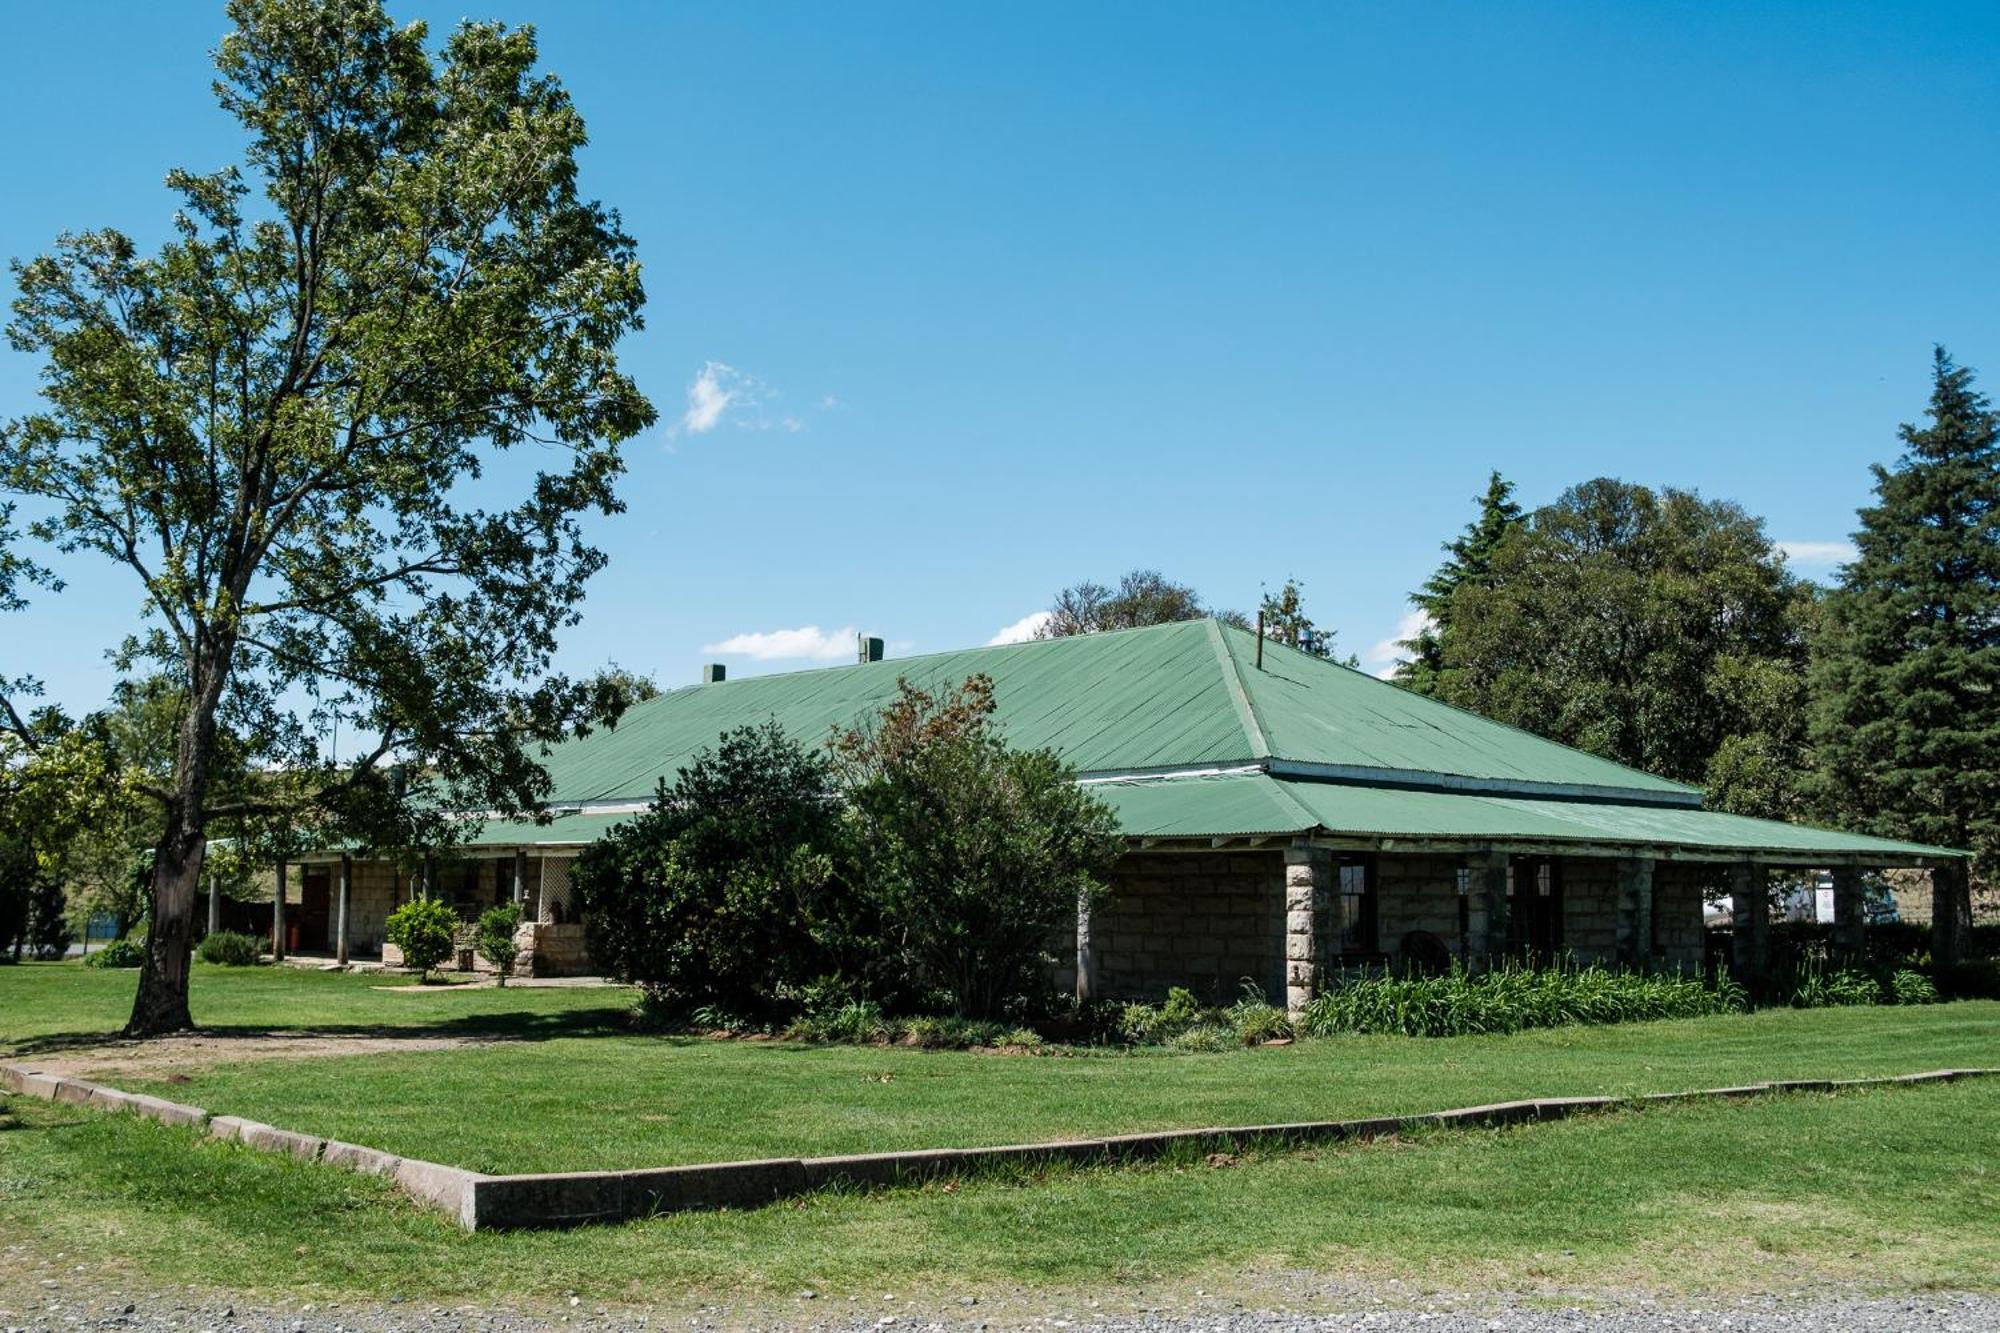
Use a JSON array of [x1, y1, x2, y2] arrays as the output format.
[[1396, 472, 1524, 694], [1810, 348, 2000, 883]]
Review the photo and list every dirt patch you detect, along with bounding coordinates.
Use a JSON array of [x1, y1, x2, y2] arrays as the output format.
[[23, 1031, 495, 1079]]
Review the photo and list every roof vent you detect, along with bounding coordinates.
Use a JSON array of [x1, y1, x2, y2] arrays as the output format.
[[858, 635, 885, 664], [701, 663, 727, 684]]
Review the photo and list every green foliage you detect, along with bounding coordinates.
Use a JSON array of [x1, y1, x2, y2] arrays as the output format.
[[1258, 579, 1357, 666], [0, 0, 655, 1033], [385, 899, 459, 981], [84, 936, 147, 969], [1810, 349, 2000, 881], [1786, 959, 1881, 1008], [838, 676, 1124, 1020], [196, 930, 261, 966], [1297, 961, 1749, 1038], [1411, 478, 1816, 821], [573, 722, 853, 1021], [1890, 968, 1940, 1005], [1039, 569, 1245, 637], [1224, 989, 1294, 1046], [1398, 471, 1525, 694], [475, 903, 523, 986]]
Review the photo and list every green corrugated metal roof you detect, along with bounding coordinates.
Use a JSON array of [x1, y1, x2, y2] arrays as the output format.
[[459, 811, 636, 848], [538, 619, 1692, 805], [1091, 771, 1959, 861]]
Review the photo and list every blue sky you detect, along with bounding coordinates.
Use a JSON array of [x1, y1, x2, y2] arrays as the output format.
[[4, 1, 1999, 714]]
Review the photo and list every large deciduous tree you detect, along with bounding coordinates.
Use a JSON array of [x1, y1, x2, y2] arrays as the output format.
[[1810, 349, 2000, 883], [1420, 478, 1814, 812], [0, 0, 655, 1033], [1038, 569, 1247, 638]]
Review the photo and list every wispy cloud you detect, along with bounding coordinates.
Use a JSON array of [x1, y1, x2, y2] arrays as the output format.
[[1365, 609, 1432, 679], [701, 625, 861, 662], [987, 610, 1053, 646], [679, 361, 750, 435], [1777, 540, 1857, 567]]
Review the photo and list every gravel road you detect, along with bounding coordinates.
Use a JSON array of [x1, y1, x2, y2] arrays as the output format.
[[3, 1289, 1995, 1333]]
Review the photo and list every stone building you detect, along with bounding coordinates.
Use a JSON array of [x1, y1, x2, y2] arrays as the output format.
[[277, 619, 1972, 1004]]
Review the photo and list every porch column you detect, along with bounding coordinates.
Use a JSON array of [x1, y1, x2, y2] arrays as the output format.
[[272, 859, 287, 961], [1729, 862, 1770, 999], [1931, 860, 1972, 968], [206, 870, 220, 937], [1830, 864, 1865, 960], [1464, 849, 1509, 972], [335, 854, 352, 967], [1075, 889, 1098, 1004], [1283, 845, 1331, 1016], [421, 851, 435, 902], [512, 849, 527, 905], [1616, 856, 1656, 969]]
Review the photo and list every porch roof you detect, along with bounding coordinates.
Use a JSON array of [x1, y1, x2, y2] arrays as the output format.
[[1093, 770, 1961, 865]]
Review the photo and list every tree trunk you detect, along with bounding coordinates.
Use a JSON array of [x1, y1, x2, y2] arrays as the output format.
[[128, 822, 205, 1035]]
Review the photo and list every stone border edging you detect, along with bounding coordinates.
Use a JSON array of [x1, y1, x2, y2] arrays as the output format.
[[4, 1061, 1992, 1232]]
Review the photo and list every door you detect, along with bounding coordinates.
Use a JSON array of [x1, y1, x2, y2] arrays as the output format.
[[1506, 857, 1564, 961], [295, 869, 332, 953]]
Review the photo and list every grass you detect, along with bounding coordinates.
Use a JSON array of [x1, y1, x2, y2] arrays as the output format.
[[1, 1081, 1994, 1311], [2, 962, 1995, 1312], [3, 962, 1997, 1174]]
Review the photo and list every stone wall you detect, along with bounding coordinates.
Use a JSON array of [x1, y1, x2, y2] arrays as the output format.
[[1096, 851, 1285, 1003], [1375, 855, 1462, 962], [1562, 857, 1620, 960], [1652, 861, 1712, 970]]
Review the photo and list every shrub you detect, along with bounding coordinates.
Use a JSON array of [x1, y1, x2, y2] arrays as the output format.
[[475, 902, 523, 985], [1225, 986, 1293, 1045], [385, 898, 458, 981], [1298, 960, 1747, 1038], [1889, 968, 1939, 1005], [85, 936, 146, 968], [1788, 959, 1879, 1008], [573, 722, 857, 1022], [836, 675, 1123, 1020], [1115, 1002, 1163, 1045], [997, 1026, 1044, 1050], [1166, 1023, 1236, 1053], [195, 930, 260, 966]]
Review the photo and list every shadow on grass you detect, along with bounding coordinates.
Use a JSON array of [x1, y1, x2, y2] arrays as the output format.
[[9, 1002, 641, 1057]]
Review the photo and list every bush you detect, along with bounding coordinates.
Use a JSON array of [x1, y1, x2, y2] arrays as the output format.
[[385, 898, 458, 981], [1298, 960, 1748, 1038], [1166, 1023, 1236, 1053], [1225, 986, 1293, 1045], [475, 902, 523, 985], [574, 722, 856, 1023], [1787, 959, 1879, 1008], [1889, 968, 1940, 1005], [196, 930, 261, 966], [85, 936, 146, 968], [837, 675, 1123, 1020]]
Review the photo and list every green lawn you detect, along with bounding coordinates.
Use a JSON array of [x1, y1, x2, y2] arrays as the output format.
[[3, 962, 1997, 1174], [2, 962, 1996, 1311]]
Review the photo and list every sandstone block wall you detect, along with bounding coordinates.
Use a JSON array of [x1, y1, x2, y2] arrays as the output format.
[[1096, 851, 1286, 1004]]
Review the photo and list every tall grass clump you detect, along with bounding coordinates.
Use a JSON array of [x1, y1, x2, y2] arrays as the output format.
[[1298, 959, 1747, 1038]]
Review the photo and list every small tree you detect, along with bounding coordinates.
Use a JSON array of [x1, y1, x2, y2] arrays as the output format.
[[836, 676, 1123, 1019], [476, 902, 523, 985], [573, 722, 854, 1019], [385, 899, 458, 983]]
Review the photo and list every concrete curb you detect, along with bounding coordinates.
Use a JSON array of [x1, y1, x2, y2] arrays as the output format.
[[5, 1060, 1993, 1232]]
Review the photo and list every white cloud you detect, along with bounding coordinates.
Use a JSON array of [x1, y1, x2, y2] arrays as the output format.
[[987, 610, 1054, 646], [1364, 609, 1433, 678], [702, 625, 860, 662], [680, 361, 744, 435], [1777, 540, 1857, 567]]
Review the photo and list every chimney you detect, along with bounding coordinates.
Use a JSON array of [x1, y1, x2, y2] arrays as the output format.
[[701, 663, 727, 684], [857, 634, 885, 664]]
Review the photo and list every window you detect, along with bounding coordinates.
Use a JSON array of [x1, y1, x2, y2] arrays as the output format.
[[1506, 857, 1564, 959], [1334, 858, 1377, 956]]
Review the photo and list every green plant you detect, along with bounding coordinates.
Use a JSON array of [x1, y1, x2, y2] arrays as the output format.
[[195, 930, 261, 966], [1157, 986, 1206, 1032], [475, 903, 523, 985], [1298, 960, 1748, 1038], [573, 722, 855, 1023], [1890, 969, 1940, 1005], [84, 936, 146, 969], [1166, 1023, 1235, 1053], [1115, 1002, 1163, 1044], [1225, 985, 1293, 1045], [1789, 959, 1880, 1008], [997, 1026, 1044, 1050], [385, 899, 459, 982]]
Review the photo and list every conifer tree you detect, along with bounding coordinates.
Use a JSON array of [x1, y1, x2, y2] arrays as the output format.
[[1396, 472, 1523, 694], [1810, 348, 2000, 911]]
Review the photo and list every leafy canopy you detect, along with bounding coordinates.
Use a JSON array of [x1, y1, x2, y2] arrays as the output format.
[[0, 0, 655, 1031]]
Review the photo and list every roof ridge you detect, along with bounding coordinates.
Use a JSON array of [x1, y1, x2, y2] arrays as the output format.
[[1205, 618, 1272, 761]]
